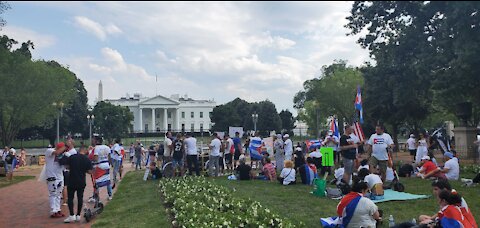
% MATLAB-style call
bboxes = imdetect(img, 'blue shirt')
[233,137,241,151]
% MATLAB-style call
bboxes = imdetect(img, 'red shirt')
[422,161,437,174]
[262,163,276,180]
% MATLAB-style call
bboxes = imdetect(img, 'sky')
[1,1,370,115]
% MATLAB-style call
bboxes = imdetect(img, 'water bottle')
[412,218,417,225]
[389,215,395,227]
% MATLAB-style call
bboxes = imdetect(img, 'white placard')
[228,127,244,138]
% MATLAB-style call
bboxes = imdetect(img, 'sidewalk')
[0,165,131,228]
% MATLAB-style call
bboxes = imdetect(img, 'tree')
[0,1,10,29]
[92,101,133,142]
[294,60,364,136]
[279,109,295,136]
[0,35,76,146]
[255,100,282,134]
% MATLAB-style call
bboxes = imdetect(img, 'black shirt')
[172,139,184,160]
[340,135,357,160]
[236,164,252,180]
[4,154,15,164]
[67,154,93,188]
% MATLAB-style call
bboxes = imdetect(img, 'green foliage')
[294,60,363,136]
[93,101,134,141]
[211,98,282,134]
[159,177,298,227]
[0,1,10,29]
[279,109,295,135]
[0,35,76,146]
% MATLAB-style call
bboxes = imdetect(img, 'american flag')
[352,116,365,142]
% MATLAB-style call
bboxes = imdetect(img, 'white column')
[151,108,156,132]
[163,108,168,131]
[176,108,180,132]
[139,108,143,132]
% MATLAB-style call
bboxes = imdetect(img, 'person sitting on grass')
[298,157,317,185]
[278,160,296,185]
[435,152,459,181]
[357,159,369,172]
[256,157,276,182]
[337,180,382,228]
[416,156,446,180]
[434,190,475,228]
[149,162,162,180]
[419,180,477,227]
[236,155,253,180]
[358,168,384,200]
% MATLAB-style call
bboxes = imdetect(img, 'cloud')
[73,16,122,41]
[1,26,56,49]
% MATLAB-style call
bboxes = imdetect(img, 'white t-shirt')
[284,139,293,155]
[444,157,459,180]
[323,135,340,151]
[226,138,234,153]
[111,143,122,161]
[349,133,360,153]
[364,174,383,190]
[334,168,345,185]
[164,138,173,157]
[44,148,64,180]
[347,197,378,228]
[309,151,322,158]
[184,137,198,155]
[280,168,296,185]
[367,133,394,161]
[358,164,370,171]
[210,138,221,156]
[94,145,111,169]
[65,148,77,157]
[386,167,395,182]
[407,138,416,150]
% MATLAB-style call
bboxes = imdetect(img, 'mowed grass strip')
[93,171,170,228]
[0,175,35,189]
[211,176,479,228]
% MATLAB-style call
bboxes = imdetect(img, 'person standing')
[92,136,113,200]
[323,130,340,165]
[232,132,243,169]
[134,141,143,170]
[366,124,394,182]
[172,133,185,177]
[340,126,358,185]
[208,132,221,177]
[19,148,26,167]
[406,134,417,163]
[184,133,199,176]
[415,133,429,165]
[4,148,16,181]
[273,134,284,173]
[62,139,78,206]
[283,134,293,161]
[111,139,123,183]
[129,143,135,168]
[164,131,173,165]
[224,135,234,171]
[45,143,67,218]
[63,146,93,223]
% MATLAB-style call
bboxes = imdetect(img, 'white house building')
[106,94,216,133]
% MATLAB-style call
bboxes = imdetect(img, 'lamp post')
[52,102,64,144]
[251,112,258,133]
[87,114,95,145]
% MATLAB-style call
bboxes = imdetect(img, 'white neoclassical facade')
[106,94,216,133]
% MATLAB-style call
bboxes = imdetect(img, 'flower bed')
[159,177,298,228]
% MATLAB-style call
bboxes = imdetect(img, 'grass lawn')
[0,175,35,189]
[93,171,170,228]
[211,176,479,227]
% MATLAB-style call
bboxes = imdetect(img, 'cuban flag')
[354,85,364,124]
[330,117,340,139]
[249,137,263,160]
[306,139,322,150]
[439,205,467,228]
[93,167,111,188]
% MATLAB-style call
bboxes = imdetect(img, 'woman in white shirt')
[415,133,429,165]
[279,160,296,185]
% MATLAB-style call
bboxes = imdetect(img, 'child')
[149,162,161,180]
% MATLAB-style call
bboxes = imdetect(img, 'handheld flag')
[249,137,263,160]
[354,86,364,124]
[329,117,340,139]
[306,139,322,150]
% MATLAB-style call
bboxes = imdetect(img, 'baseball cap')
[410,134,415,138]
[444,152,454,159]
[56,142,65,149]
[421,155,430,160]
[283,134,289,138]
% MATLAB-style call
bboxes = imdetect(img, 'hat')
[55,142,65,149]
[276,134,282,139]
[444,152,454,159]
[410,134,415,138]
[283,134,289,138]
[421,155,430,160]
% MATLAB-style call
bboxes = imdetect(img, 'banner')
[321,147,334,167]
[228,127,244,138]
[263,137,274,157]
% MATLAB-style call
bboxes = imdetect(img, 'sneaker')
[75,215,81,221]
[64,215,76,223]
[108,196,113,201]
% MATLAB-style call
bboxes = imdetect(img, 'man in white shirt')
[184,133,199,176]
[283,134,293,161]
[406,134,417,163]
[164,132,173,163]
[45,142,67,217]
[438,152,459,180]
[366,124,394,182]
[224,135,234,171]
[93,136,113,200]
[209,132,222,177]
[111,139,123,183]
[323,130,340,165]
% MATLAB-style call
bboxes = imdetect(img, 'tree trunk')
[392,124,399,152]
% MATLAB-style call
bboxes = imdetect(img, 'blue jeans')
[112,160,121,182]
[135,156,142,170]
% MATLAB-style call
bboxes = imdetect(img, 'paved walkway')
[0,165,131,227]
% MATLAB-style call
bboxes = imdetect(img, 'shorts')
[172,159,184,168]
[409,149,416,156]
[5,163,13,173]
[234,150,241,160]
[343,158,355,174]
[369,156,387,174]
[225,153,232,164]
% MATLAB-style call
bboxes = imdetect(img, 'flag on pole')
[353,122,365,142]
[354,85,364,124]
[329,117,340,139]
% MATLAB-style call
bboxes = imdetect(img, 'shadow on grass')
[93,171,170,228]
